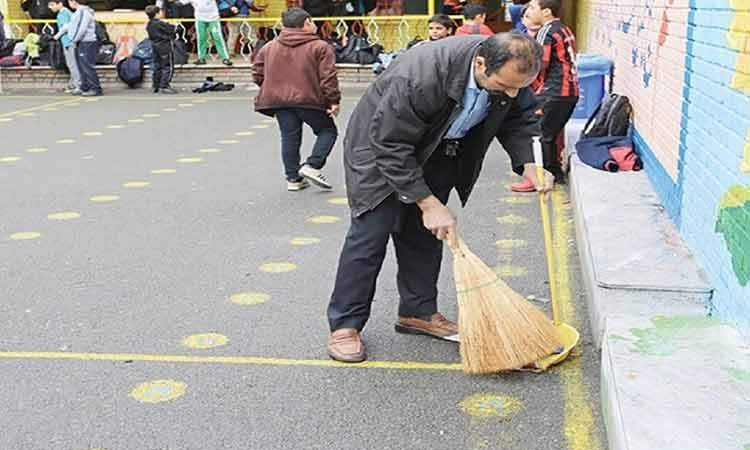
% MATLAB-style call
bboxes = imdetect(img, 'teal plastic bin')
[573,54,614,119]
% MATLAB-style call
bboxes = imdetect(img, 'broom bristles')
[453,241,561,374]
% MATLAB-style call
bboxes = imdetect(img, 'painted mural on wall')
[578,0,750,333]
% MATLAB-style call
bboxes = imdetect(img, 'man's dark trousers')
[275,108,337,182]
[328,148,458,331]
[76,41,102,94]
[152,43,173,90]
[540,97,578,178]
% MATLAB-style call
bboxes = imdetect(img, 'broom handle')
[533,137,562,325]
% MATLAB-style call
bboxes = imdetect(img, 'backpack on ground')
[116,56,144,87]
[581,93,632,138]
[96,42,116,65]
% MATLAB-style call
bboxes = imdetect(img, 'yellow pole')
[427,0,435,17]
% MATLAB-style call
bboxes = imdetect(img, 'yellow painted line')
[0,98,81,118]
[0,351,463,371]
[0,96,364,101]
[551,190,602,450]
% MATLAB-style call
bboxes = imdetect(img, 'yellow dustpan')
[526,137,580,372]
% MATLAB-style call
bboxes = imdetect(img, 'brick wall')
[577,0,750,335]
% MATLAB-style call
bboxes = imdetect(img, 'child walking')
[145,5,178,94]
[177,0,233,66]
[49,0,81,95]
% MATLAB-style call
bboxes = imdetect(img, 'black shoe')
[159,87,178,95]
[222,58,233,66]
[152,87,159,93]
[194,59,207,65]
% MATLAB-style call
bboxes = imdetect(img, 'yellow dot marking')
[0,118,13,122]
[193,99,208,103]
[198,148,222,154]
[163,108,178,112]
[82,155,94,160]
[43,107,59,112]
[48,212,81,220]
[128,119,145,123]
[494,265,528,278]
[26,147,48,153]
[496,214,529,225]
[500,196,532,205]
[142,113,161,118]
[180,333,229,349]
[178,103,194,108]
[84,98,99,103]
[9,232,41,241]
[259,262,297,273]
[290,237,321,246]
[459,393,522,420]
[56,139,76,144]
[177,157,203,164]
[251,124,270,129]
[130,379,186,404]
[123,181,150,188]
[90,195,119,203]
[0,156,21,163]
[106,125,125,129]
[326,197,348,206]
[65,102,80,107]
[151,169,176,175]
[307,215,341,224]
[83,131,103,137]
[495,239,528,249]
[217,140,240,145]
[20,112,36,117]
[235,131,255,137]
[230,292,270,305]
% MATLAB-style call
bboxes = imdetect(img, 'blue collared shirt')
[444,63,492,140]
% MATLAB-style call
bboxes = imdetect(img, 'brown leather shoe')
[327,328,366,363]
[395,313,459,342]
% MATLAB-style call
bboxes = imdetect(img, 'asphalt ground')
[0,89,605,450]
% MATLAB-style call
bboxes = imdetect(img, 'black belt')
[443,139,460,158]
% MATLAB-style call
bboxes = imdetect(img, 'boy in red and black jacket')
[513,0,578,190]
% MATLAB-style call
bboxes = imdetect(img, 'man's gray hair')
[477,32,543,78]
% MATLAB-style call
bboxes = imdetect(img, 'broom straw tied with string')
[449,216,561,373]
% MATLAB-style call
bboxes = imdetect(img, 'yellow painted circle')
[56,139,76,144]
[26,147,48,153]
[251,124,270,129]
[495,239,527,249]
[20,112,36,117]
[290,237,321,246]
[130,379,187,404]
[178,103,194,108]
[163,108,178,112]
[48,212,81,220]
[128,118,145,123]
[306,215,341,224]
[9,232,41,241]
[259,262,297,273]
[496,214,528,225]
[83,131,103,137]
[230,292,270,305]
[217,140,240,145]
[326,197,348,205]
[106,124,125,129]
[500,196,532,204]
[459,393,522,420]
[0,156,21,163]
[151,169,176,175]
[235,131,255,137]
[123,181,150,188]
[142,113,161,118]
[180,333,229,349]
[177,157,203,164]
[198,148,222,154]
[494,265,528,278]
[0,118,13,122]
[90,195,119,203]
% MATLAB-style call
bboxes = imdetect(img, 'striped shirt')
[531,19,579,101]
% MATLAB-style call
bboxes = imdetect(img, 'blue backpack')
[133,39,153,66]
[116,56,144,88]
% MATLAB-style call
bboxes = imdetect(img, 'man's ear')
[474,55,486,73]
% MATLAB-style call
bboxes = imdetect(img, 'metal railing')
[6,15,464,58]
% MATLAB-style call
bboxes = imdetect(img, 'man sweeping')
[326,33,555,363]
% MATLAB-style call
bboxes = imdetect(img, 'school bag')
[96,42,116,65]
[116,56,144,87]
[580,93,632,139]
[133,39,153,66]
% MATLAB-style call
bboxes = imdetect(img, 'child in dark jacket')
[145,5,177,94]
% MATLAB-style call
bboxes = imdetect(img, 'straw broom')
[450,237,561,374]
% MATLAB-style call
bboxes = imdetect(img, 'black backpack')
[581,93,632,138]
[47,39,67,71]
[117,56,144,87]
[336,35,382,65]
[95,21,112,44]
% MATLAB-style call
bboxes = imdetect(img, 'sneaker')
[299,165,333,190]
[222,58,233,66]
[194,59,207,65]
[152,87,159,94]
[70,89,83,96]
[159,87,178,95]
[287,179,309,191]
[81,90,102,97]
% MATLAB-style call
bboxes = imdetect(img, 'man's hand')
[522,163,555,193]
[417,195,457,244]
[327,104,340,118]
